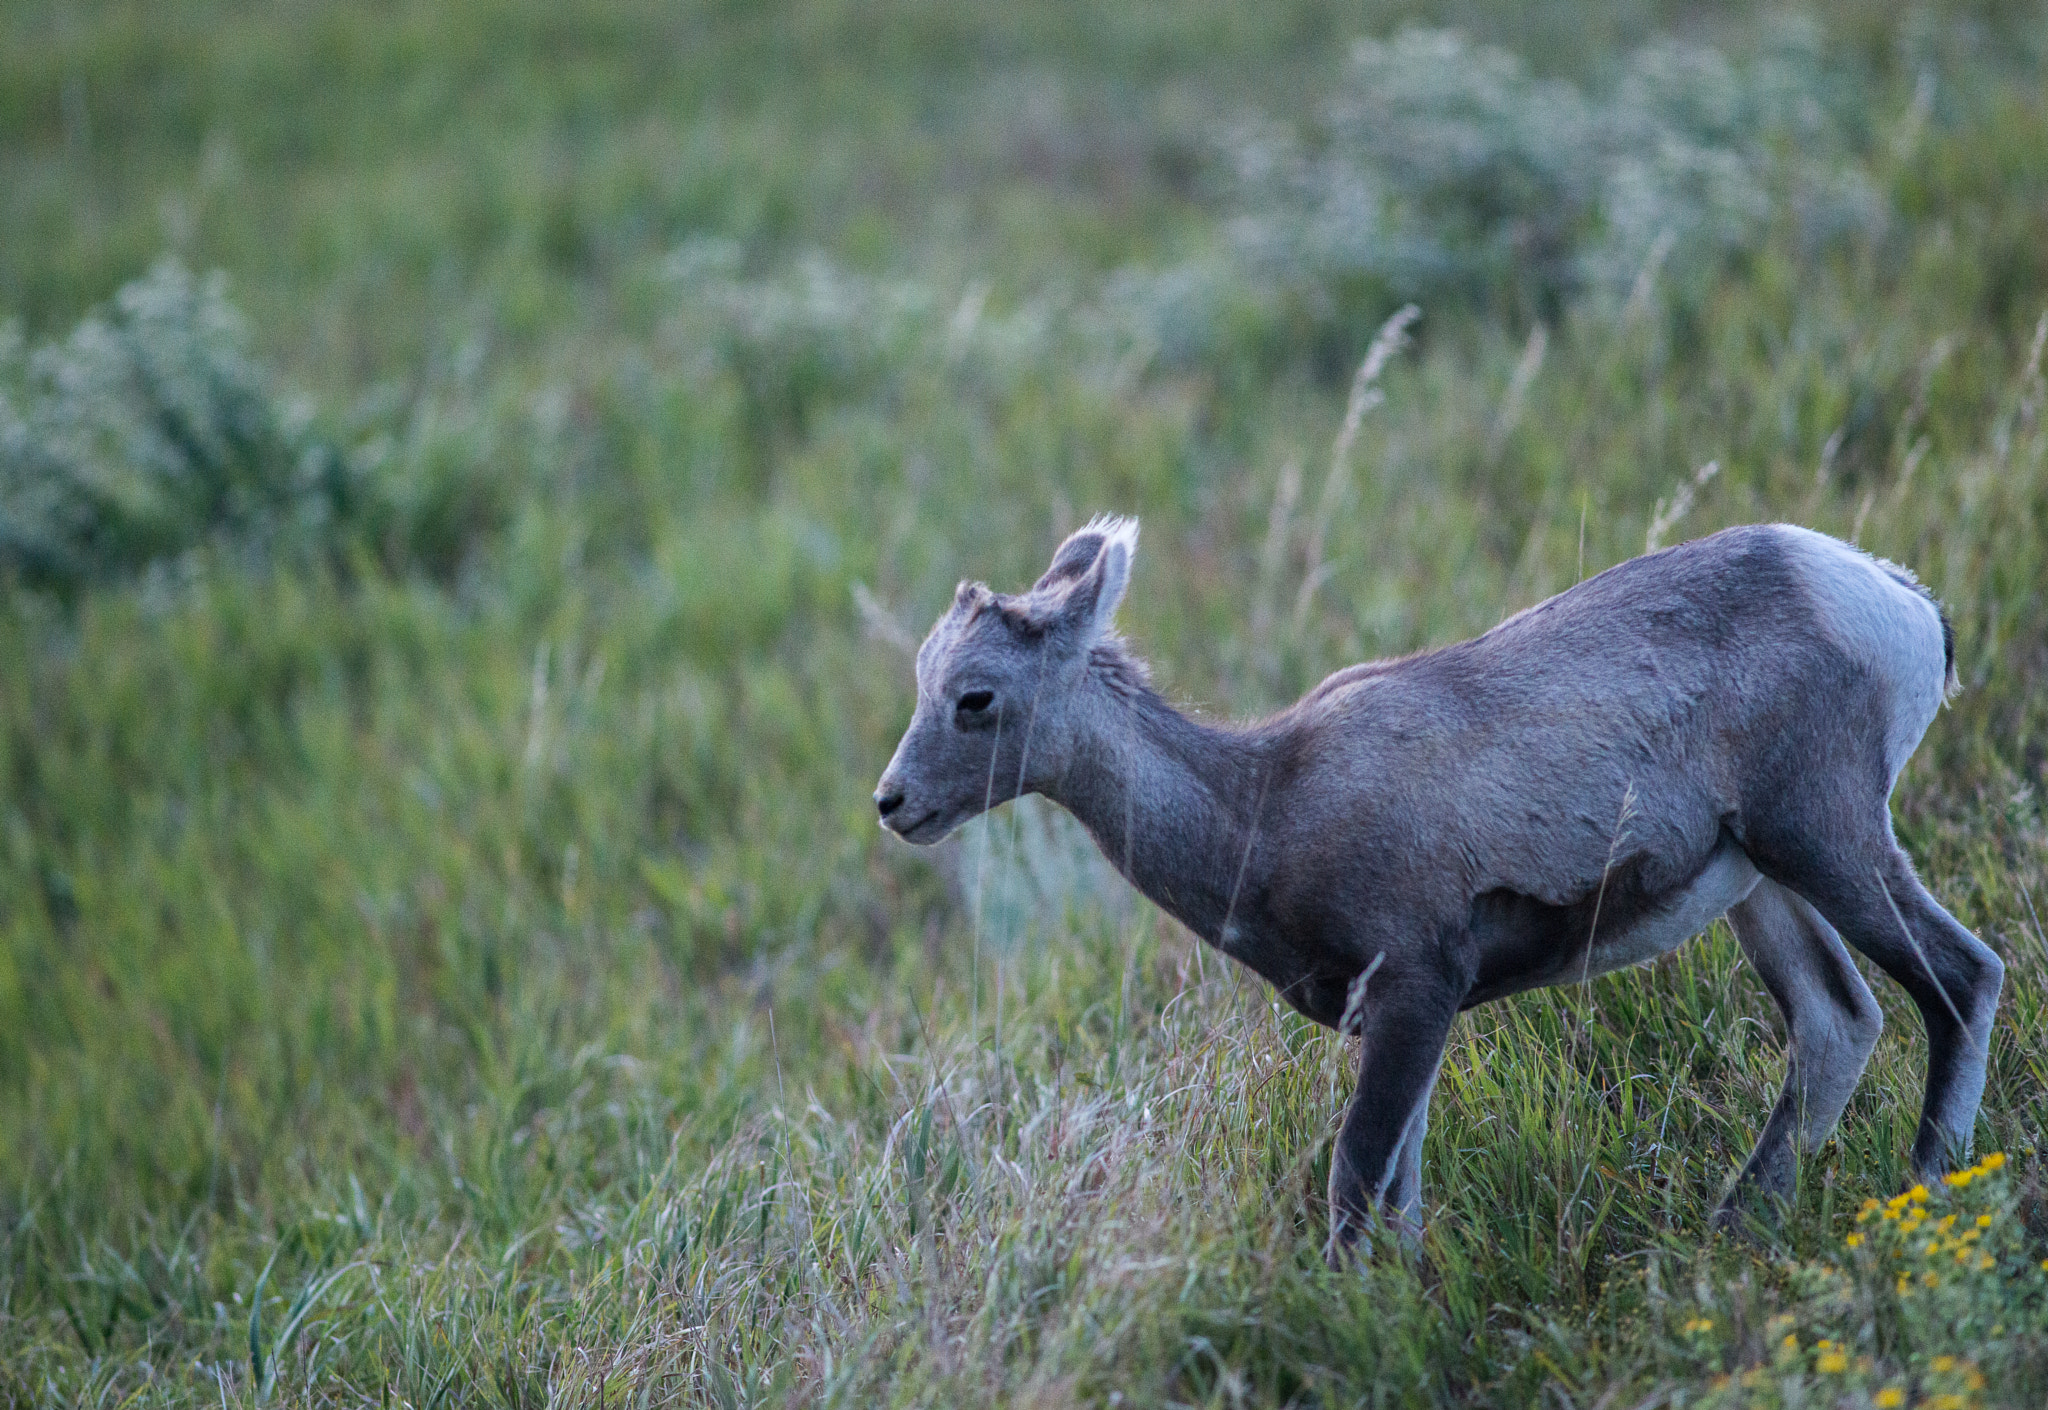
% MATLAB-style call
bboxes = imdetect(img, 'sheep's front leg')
[1386,1060,1441,1227]
[1326,976,1459,1264]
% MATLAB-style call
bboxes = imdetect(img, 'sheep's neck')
[1048,680,1272,945]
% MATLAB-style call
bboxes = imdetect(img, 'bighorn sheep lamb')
[874,517,2003,1255]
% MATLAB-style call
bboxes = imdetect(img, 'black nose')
[875,789,905,818]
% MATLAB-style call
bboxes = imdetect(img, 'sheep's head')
[874,516,1137,843]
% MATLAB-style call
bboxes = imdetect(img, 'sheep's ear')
[1025,515,1138,645]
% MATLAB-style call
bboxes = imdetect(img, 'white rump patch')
[1773,525,1948,781]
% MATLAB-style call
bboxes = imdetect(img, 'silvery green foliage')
[0,261,349,588]
[1097,259,1270,373]
[665,236,1154,419]
[946,796,1130,955]
[665,231,1292,410]
[661,23,1889,409]
[1230,23,1884,318]
[664,239,947,432]
[1230,30,1597,311]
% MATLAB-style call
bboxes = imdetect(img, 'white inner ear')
[1034,515,1138,641]
[1087,537,1132,637]
[1079,517,1138,634]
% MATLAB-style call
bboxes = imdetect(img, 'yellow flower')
[1937,1214,1957,1231]
[1816,1351,1848,1373]
[1964,1366,1986,1391]
[1875,1389,1905,1409]
[1978,1254,1995,1271]
[1681,1317,1714,1335]
[1846,1233,1864,1248]
[1927,1395,1966,1410]
[1908,1184,1930,1203]
[1976,1214,1993,1228]
[1897,1274,1913,1294]
[1983,1151,2006,1170]
[1781,1333,1799,1351]
[1945,1169,1973,1187]
[1932,1356,1956,1373]
[1922,1271,1940,1287]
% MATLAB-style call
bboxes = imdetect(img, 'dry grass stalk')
[1645,460,1720,552]
[1295,303,1420,627]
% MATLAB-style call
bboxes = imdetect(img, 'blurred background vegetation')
[3,0,2048,1403]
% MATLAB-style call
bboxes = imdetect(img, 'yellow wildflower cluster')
[1691,1156,2028,1409]
[1941,1151,2006,1188]
[1821,1354,1988,1410]
[1863,1181,1931,1226]
[1850,1154,2013,1295]
[1922,1357,1990,1408]
[1704,1333,1986,1408]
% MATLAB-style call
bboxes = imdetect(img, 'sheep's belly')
[1574,844,1762,983]
[1466,841,1763,1007]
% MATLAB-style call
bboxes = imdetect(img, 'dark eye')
[956,689,995,716]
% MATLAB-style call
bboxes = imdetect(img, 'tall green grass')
[3,0,2047,1403]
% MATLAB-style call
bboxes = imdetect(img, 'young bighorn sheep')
[874,517,2003,1255]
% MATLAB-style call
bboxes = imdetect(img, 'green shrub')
[0,261,351,589]
[1227,23,1883,329]
[0,261,522,592]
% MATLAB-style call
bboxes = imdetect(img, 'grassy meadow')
[5,0,2048,1403]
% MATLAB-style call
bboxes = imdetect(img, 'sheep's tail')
[1877,557,1960,700]
[1939,605,1958,698]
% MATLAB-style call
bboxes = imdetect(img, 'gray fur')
[874,518,2004,1258]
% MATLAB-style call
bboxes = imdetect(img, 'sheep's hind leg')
[1757,840,2005,1181]
[1713,879,1883,1232]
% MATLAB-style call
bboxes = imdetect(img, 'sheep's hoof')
[1323,1214,1426,1271]
[1709,1195,1781,1247]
